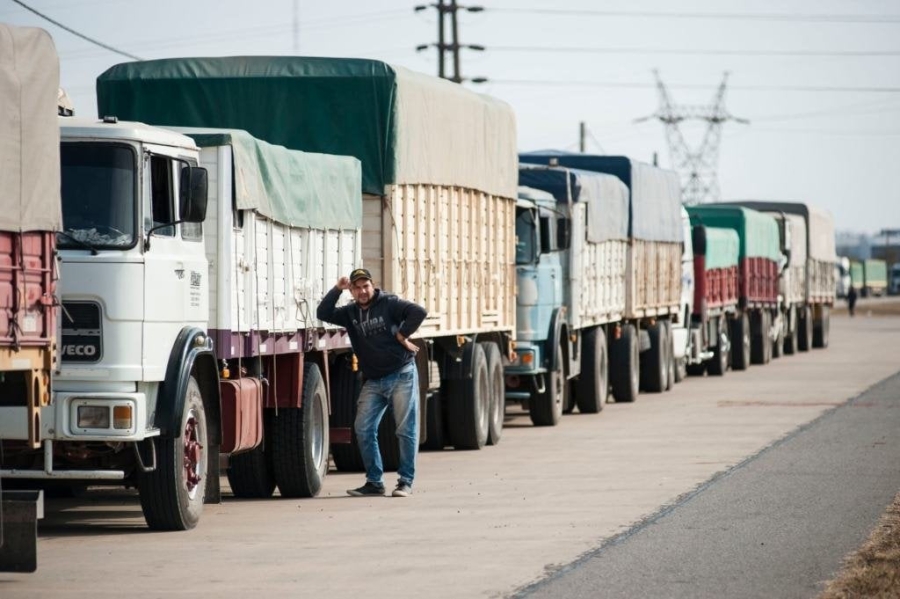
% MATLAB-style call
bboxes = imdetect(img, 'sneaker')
[392,483,412,497]
[347,482,385,497]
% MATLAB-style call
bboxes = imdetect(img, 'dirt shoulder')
[819,491,900,598]
[832,296,900,317]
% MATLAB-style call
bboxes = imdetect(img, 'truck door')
[142,150,208,380]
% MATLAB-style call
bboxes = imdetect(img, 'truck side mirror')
[540,216,553,253]
[557,217,571,250]
[179,167,209,223]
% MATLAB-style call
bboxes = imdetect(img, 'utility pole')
[415,2,484,83]
[636,70,748,205]
[292,0,299,54]
[579,121,586,153]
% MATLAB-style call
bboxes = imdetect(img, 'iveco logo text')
[62,345,98,357]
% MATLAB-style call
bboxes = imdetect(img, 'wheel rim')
[311,390,326,470]
[183,408,204,499]
[478,364,490,435]
[552,360,564,420]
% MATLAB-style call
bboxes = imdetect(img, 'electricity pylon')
[636,70,748,205]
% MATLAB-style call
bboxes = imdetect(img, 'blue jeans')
[355,362,419,487]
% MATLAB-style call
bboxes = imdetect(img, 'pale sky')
[3,0,898,234]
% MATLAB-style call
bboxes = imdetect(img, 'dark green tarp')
[97,57,518,198]
[687,205,782,262]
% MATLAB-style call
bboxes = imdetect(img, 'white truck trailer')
[95,57,518,455]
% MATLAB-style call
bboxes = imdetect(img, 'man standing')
[847,285,858,317]
[317,268,427,497]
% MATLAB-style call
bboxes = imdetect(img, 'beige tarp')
[0,24,61,232]
[393,66,518,199]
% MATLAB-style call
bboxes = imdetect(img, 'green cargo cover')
[687,205,781,263]
[177,129,361,230]
[96,57,517,199]
[701,227,739,271]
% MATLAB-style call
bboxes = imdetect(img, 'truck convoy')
[721,202,836,349]
[0,23,59,570]
[518,153,683,405]
[0,37,843,534]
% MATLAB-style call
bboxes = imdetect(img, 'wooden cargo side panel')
[362,186,514,338]
[626,240,682,318]
[0,232,55,347]
[577,236,627,327]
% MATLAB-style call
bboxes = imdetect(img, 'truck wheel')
[730,313,750,371]
[329,358,365,472]
[530,341,566,426]
[139,375,207,531]
[772,312,784,359]
[640,321,668,393]
[447,343,490,449]
[707,317,729,376]
[813,306,830,349]
[784,306,798,355]
[750,311,766,365]
[798,305,813,352]
[611,324,639,402]
[480,342,505,445]
[227,413,275,498]
[422,391,447,451]
[663,321,675,391]
[575,327,608,414]
[271,362,329,498]
[762,311,772,364]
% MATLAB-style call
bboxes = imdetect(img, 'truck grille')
[61,301,102,363]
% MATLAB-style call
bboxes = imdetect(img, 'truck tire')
[139,375,208,531]
[640,321,668,393]
[813,305,830,349]
[271,362,329,498]
[530,341,566,426]
[663,321,675,391]
[730,313,750,371]
[447,343,490,449]
[772,312,784,359]
[422,391,447,451]
[750,310,766,365]
[798,305,813,352]
[227,413,275,498]
[784,306,798,355]
[480,342,505,445]
[611,324,639,403]
[329,358,365,472]
[763,311,772,364]
[706,317,729,376]
[575,327,608,414]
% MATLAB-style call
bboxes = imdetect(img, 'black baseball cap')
[349,268,372,283]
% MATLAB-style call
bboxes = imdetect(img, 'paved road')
[2,314,899,599]
[519,370,900,598]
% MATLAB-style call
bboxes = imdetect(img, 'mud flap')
[0,489,43,573]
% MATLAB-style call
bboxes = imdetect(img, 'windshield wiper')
[56,231,99,255]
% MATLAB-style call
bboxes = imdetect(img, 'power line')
[490,8,900,24]
[10,0,142,60]
[476,80,900,93]
[488,45,900,57]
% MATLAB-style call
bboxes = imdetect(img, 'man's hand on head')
[336,276,351,290]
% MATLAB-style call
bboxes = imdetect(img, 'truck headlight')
[77,405,110,429]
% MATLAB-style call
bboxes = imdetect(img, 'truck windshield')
[515,207,538,265]
[59,142,137,250]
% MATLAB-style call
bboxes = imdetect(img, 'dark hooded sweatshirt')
[317,286,428,379]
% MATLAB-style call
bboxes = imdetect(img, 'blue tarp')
[519,151,683,243]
